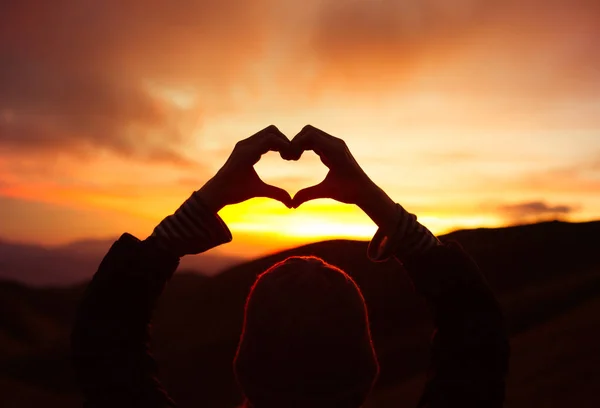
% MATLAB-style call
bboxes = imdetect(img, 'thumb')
[292,182,329,209]
[258,182,293,208]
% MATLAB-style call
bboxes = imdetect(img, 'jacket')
[71,215,509,407]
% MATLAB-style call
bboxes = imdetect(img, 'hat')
[234,256,379,407]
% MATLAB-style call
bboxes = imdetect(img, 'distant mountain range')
[0,237,244,286]
[4,219,599,287]
[1,220,600,407]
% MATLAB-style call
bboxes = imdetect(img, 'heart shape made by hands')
[254,150,328,198]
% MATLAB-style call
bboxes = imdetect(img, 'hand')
[288,125,397,228]
[197,125,293,212]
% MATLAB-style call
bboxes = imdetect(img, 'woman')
[71,125,509,407]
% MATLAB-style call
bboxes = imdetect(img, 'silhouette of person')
[72,125,509,407]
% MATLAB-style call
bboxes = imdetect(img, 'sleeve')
[368,205,510,408]
[71,194,232,408]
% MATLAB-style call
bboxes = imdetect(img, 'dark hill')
[1,220,600,407]
[0,238,242,286]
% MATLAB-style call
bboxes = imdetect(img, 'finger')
[258,182,293,208]
[288,125,315,158]
[292,125,337,148]
[248,124,287,141]
[263,124,289,142]
[279,129,297,161]
[259,126,293,153]
[279,148,296,161]
[291,181,330,209]
[249,132,291,165]
[242,125,289,151]
[260,134,290,154]
[255,125,290,148]
[290,125,336,163]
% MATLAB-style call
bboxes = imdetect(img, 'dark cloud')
[0,107,193,165]
[310,0,600,96]
[498,201,576,223]
[0,54,188,162]
[1,0,599,164]
[0,0,267,80]
[0,0,270,163]
[313,0,484,63]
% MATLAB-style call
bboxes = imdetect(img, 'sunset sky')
[1,0,599,259]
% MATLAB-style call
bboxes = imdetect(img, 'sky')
[1,0,599,259]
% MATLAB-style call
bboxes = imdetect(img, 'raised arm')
[369,208,509,408]
[290,125,510,407]
[71,126,293,408]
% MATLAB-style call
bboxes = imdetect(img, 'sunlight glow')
[219,198,376,240]
[226,219,376,239]
[145,82,197,109]
[1,0,599,255]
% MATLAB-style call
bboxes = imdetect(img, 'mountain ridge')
[1,220,600,407]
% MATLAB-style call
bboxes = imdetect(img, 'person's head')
[234,256,379,408]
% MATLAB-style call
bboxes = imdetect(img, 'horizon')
[1,216,592,254]
[2,218,598,287]
[1,0,599,260]
[1,216,599,288]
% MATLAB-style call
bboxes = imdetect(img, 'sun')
[219,198,377,241]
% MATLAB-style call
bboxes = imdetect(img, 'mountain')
[1,220,600,407]
[0,238,244,286]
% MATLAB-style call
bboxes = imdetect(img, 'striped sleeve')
[150,191,232,257]
[368,204,440,263]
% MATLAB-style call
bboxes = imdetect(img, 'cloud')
[421,151,481,163]
[496,156,600,195]
[0,104,193,165]
[0,0,271,163]
[2,0,599,165]
[308,0,600,99]
[497,201,576,223]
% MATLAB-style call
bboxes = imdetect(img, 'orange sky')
[1,0,599,259]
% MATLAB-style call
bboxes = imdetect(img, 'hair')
[234,256,379,408]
